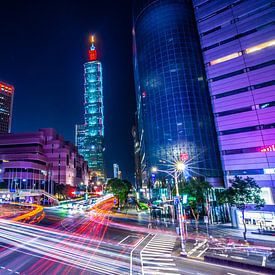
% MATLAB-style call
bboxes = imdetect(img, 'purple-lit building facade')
[193,0,275,221]
[0,128,89,194]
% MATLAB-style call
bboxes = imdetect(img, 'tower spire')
[88,34,97,61]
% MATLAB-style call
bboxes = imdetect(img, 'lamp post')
[151,162,187,256]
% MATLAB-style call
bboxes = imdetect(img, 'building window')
[210,60,275,82]
[210,52,242,65]
[214,80,275,99]
[227,169,264,175]
[203,22,273,51]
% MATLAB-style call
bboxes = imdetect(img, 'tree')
[122,179,132,195]
[106,178,128,207]
[182,177,212,234]
[218,176,265,241]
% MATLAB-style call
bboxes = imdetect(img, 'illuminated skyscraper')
[113,163,119,178]
[0,81,14,133]
[76,36,104,178]
[133,0,223,188]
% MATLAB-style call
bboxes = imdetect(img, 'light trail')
[0,219,132,274]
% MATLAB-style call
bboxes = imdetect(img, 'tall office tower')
[113,163,119,178]
[76,36,104,178]
[193,0,275,210]
[133,0,223,188]
[0,82,14,133]
[75,124,86,158]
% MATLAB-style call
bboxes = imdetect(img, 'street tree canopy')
[181,177,212,233]
[218,176,265,241]
[106,178,129,207]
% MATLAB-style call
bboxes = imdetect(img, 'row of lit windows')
[219,122,275,136]
[202,21,273,52]
[198,2,273,37]
[209,40,275,66]
[197,0,245,23]
[213,80,275,99]
[215,100,275,117]
[209,60,275,82]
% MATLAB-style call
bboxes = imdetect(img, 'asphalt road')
[0,200,269,275]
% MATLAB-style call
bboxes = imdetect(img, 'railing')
[0,189,59,205]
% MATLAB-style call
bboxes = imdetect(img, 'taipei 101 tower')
[76,35,104,179]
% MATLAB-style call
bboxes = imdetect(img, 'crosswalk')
[141,234,180,275]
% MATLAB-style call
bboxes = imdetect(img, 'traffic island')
[204,254,275,273]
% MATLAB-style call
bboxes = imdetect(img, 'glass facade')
[193,0,275,205]
[133,0,223,186]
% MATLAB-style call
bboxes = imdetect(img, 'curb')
[204,255,275,273]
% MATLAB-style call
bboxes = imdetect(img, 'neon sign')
[260,144,275,152]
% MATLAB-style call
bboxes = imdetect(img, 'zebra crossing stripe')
[141,234,179,275]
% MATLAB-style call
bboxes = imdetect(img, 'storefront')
[236,210,275,229]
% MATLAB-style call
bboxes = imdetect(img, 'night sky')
[0,0,136,181]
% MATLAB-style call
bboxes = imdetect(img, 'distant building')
[0,81,14,134]
[75,124,86,159]
[76,35,104,179]
[132,121,142,190]
[118,170,122,180]
[193,0,275,209]
[113,163,119,178]
[0,128,89,194]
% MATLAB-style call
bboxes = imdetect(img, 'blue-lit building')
[76,36,104,178]
[133,0,223,190]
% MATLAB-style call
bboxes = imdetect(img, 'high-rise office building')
[133,0,223,188]
[193,0,275,212]
[75,124,86,158]
[0,81,14,133]
[76,36,104,178]
[113,163,119,178]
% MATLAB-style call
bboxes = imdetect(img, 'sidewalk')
[194,223,275,245]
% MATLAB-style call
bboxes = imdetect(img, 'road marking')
[196,244,209,258]
[118,235,131,244]
[231,256,245,260]
[262,255,267,267]
[142,258,174,261]
[130,233,151,275]
[143,261,176,266]
[140,234,178,275]
[188,239,207,256]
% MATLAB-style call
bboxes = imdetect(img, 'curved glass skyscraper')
[133,0,223,186]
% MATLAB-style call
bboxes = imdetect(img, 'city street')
[0,198,273,274]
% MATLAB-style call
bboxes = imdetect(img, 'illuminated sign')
[180,152,189,161]
[264,168,275,174]
[260,144,275,152]
[0,83,14,93]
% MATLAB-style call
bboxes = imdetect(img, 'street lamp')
[151,161,187,256]
[176,162,186,172]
